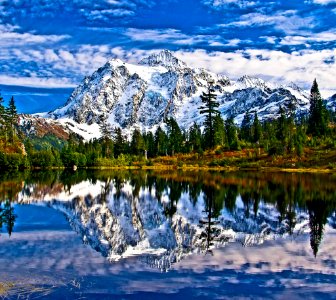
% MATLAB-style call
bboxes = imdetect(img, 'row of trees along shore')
[0,79,335,169]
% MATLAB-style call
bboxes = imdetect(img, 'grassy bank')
[139,147,336,173]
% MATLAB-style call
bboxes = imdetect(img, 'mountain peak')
[139,50,186,69]
[236,75,269,89]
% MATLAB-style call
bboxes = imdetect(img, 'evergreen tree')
[199,82,219,149]
[144,131,155,158]
[130,129,146,156]
[276,105,286,141]
[225,117,240,150]
[188,122,202,153]
[166,118,183,155]
[252,112,262,143]
[213,114,226,147]
[240,111,252,142]
[113,128,127,157]
[100,122,114,158]
[154,126,168,156]
[307,79,328,136]
[0,93,5,127]
[0,96,18,143]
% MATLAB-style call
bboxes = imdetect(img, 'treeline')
[0,94,28,169]
[0,79,335,169]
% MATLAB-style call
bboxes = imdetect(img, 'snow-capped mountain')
[48,50,229,131]
[40,50,334,139]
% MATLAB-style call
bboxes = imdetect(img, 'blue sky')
[0,0,335,112]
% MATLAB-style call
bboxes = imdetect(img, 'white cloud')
[203,0,259,9]
[87,8,135,20]
[174,48,336,96]
[0,75,76,88]
[311,0,336,4]
[220,11,315,35]
[2,43,335,97]
[280,30,336,45]
[261,36,277,44]
[0,24,69,47]
[125,28,220,46]
[0,0,155,22]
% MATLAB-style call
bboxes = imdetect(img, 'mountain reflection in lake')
[0,170,336,298]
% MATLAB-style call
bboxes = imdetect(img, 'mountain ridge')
[30,50,335,140]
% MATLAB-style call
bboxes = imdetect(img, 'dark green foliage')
[294,124,306,157]
[276,106,286,140]
[100,122,114,158]
[5,96,18,143]
[225,117,240,150]
[252,112,262,143]
[144,131,155,158]
[29,150,63,168]
[130,129,146,156]
[0,93,5,127]
[61,146,87,168]
[307,79,328,136]
[0,152,28,170]
[213,114,226,147]
[261,121,277,152]
[188,122,202,153]
[154,126,168,156]
[113,128,127,158]
[26,134,66,151]
[200,83,219,149]
[240,111,252,141]
[166,117,183,155]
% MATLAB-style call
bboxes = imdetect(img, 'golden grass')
[0,281,53,298]
[0,282,15,295]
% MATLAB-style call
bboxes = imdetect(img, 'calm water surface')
[0,170,336,299]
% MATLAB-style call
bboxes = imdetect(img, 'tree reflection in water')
[1,169,336,268]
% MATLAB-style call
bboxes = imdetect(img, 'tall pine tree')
[154,126,168,156]
[113,128,127,157]
[0,93,6,137]
[200,82,219,149]
[213,114,226,147]
[252,112,262,143]
[307,79,328,136]
[225,117,240,150]
[130,128,146,156]
[240,111,252,142]
[188,122,202,153]
[166,117,183,155]
[4,96,18,143]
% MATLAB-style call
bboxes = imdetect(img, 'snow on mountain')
[139,49,187,70]
[39,50,332,140]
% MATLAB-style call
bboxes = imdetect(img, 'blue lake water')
[0,170,335,299]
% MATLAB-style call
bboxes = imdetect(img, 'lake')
[0,170,336,299]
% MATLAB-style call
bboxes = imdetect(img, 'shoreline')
[22,164,336,174]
